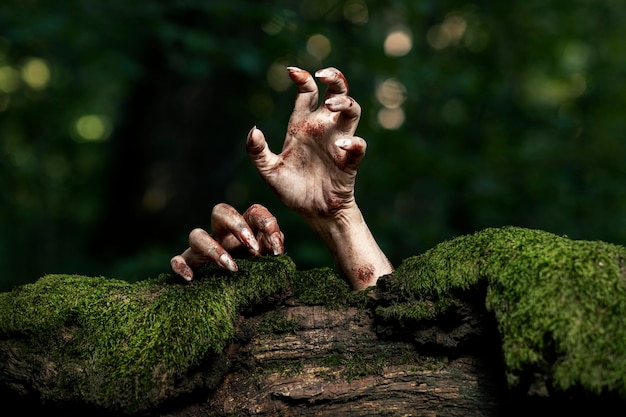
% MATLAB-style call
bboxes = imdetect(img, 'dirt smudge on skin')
[281,146,308,171]
[325,196,345,216]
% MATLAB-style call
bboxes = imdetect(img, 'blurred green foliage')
[1,0,625,291]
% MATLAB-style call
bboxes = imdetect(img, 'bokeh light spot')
[21,58,50,90]
[561,41,591,73]
[376,78,407,109]
[343,0,368,25]
[523,71,587,107]
[377,107,405,130]
[427,15,467,50]
[262,17,283,35]
[384,27,412,57]
[75,114,110,141]
[262,10,297,35]
[267,62,292,92]
[307,34,332,61]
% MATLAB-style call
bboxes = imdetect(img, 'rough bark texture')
[2,295,622,417]
[2,295,502,417]
[199,303,504,417]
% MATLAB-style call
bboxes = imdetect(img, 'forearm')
[305,205,394,291]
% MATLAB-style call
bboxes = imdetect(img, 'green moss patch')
[377,226,626,397]
[0,255,295,413]
[290,266,352,308]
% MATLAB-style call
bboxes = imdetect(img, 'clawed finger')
[324,95,361,134]
[189,228,238,272]
[288,66,319,113]
[212,203,260,252]
[170,254,194,281]
[316,68,361,134]
[243,204,284,255]
[170,237,237,281]
[334,135,367,171]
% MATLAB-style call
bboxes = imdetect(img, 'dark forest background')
[1,0,625,291]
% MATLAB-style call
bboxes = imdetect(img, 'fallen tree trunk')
[2,284,504,417]
[200,302,504,417]
[2,226,626,416]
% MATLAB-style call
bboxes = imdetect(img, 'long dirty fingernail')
[335,138,352,149]
[287,66,310,84]
[171,258,193,281]
[325,96,343,106]
[242,227,260,251]
[325,96,351,111]
[270,233,283,256]
[315,67,337,79]
[219,254,238,272]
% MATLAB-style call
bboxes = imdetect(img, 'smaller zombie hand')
[170,203,284,281]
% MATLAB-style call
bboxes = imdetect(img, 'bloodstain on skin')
[344,149,360,169]
[279,148,293,165]
[333,151,346,170]
[291,119,326,140]
[355,264,375,284]
[334,141,363,172]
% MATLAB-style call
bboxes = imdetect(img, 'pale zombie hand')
[246,66,363,218]
[170,203,284,281]
[247,67,393,291]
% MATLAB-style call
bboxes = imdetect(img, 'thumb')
[246,126,279,171]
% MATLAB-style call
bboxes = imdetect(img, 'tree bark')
[164,300,506,417]
[3,291,621,416]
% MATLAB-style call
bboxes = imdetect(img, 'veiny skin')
[171,67,393,290]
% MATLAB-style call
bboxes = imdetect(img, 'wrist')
[304,205,393,290]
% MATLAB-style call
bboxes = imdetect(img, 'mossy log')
[1,226,626,416]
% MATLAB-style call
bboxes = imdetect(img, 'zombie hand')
[247,67,393,290]
[170,203,284,281]
[246,67,363,218]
